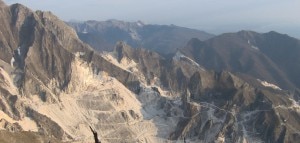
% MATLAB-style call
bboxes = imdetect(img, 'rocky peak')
[9,3,34,29]
[113,41,134,63]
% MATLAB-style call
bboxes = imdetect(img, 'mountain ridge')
[181,30,300,93]
[67,20,214,56]
[0,1,300,143]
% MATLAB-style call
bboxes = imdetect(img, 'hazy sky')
[3,0,300,38]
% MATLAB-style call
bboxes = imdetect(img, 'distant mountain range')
[67,20,214,56]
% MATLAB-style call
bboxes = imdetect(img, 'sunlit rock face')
[0,1,299,143]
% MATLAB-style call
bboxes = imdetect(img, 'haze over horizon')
[3,0,300,38]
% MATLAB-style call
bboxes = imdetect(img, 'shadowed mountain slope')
[181,31,300,93]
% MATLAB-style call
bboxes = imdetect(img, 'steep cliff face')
[0,1,299,143]
[0,1,145,142]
